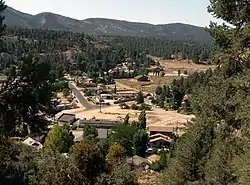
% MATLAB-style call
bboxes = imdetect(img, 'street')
[68,82,98,110]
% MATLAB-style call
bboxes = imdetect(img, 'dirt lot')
[160,59,216,74]
[62,105,194,131]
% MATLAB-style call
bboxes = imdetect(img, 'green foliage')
[136,91,144,104]
[0,138,39,185]
[83,123,98,139]
[123,114,130,125]
[132,129,148,157]
[44,125,74,153]
[62,88,70,97]
[32,151,85,185]
[52,80,68,92]
[234,147,250,185]
[161,1,250,184]
[155,86,163,96]
[138,110,147,130]
[0,55,55,136]
[72,139,105,183]
[106,144,126,166]
[96,163,136,185]
[110,123,138,156]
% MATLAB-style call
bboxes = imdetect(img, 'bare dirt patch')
[62,105,194,131]
[160,59,216,74]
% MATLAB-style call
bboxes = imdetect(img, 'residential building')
[73,128,109,144]
[73,119,118,129]
[149,133,173,148]
[22,137,43,150]
[147,125,175,137]
[147,154,161,164]
[58,113,76,126]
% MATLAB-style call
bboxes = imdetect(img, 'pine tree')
[162,1,250,184]
[138,110,147,130]
[136,91,144,104]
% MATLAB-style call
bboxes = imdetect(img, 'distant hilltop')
[4,6,211,43]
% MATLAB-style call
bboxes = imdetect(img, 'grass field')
[160,59,216,74]
[116,75,182,93]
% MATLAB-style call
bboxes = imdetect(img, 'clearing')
[158,59,216,74]
[116,75,182,93]
[61,105,194,133]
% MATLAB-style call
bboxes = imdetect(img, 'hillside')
[4,7,211,43]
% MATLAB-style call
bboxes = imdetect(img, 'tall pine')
[161,1,250,184]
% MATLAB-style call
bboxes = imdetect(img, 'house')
[22,137,43,150]
[147,154,161,164]
[127,155,149,168]
[73,128,109,144]
[58,113,76,126]
[147,125,175,137]
[149,133,173,148]
[134,75,150,82]
[97,128,108,144]
[74,119,118,129]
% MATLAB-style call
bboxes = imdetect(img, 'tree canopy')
[161,1,250,185]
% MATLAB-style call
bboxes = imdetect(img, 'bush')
[131,104,139,110]
[140,103,152,111]
[178,70,181,76]
[136,91,144,104]
[149,162,161,171]
[119,103,130,109]
[62,88,70,97]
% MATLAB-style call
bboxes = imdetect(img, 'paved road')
[68,82,98,110]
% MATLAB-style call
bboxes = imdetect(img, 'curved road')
[68,82,99,110]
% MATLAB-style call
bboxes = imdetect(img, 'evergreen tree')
[123,114,130,125]
[162,1,250,184]
[83,123,98,139]
[138,110,147,130]
[133,129,148,157]
[136,91,144,104]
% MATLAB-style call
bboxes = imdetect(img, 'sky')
[7,0,220,27]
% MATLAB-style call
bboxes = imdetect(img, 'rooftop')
[58,113,76,122]
[22,137,43,149]
[148,125,175,133]
[73,128,108,142]
[147,154,160,164]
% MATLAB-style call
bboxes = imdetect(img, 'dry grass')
[116,76,182,93]
[160,59,215,74]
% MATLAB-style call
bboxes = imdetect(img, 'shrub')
[131,104,139,110]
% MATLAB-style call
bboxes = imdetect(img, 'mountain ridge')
[4,6,211,43]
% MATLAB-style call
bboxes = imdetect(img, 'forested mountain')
[4,6,211,43]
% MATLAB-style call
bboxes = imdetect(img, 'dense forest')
[0,26,212,80]
[109,36,212,62]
